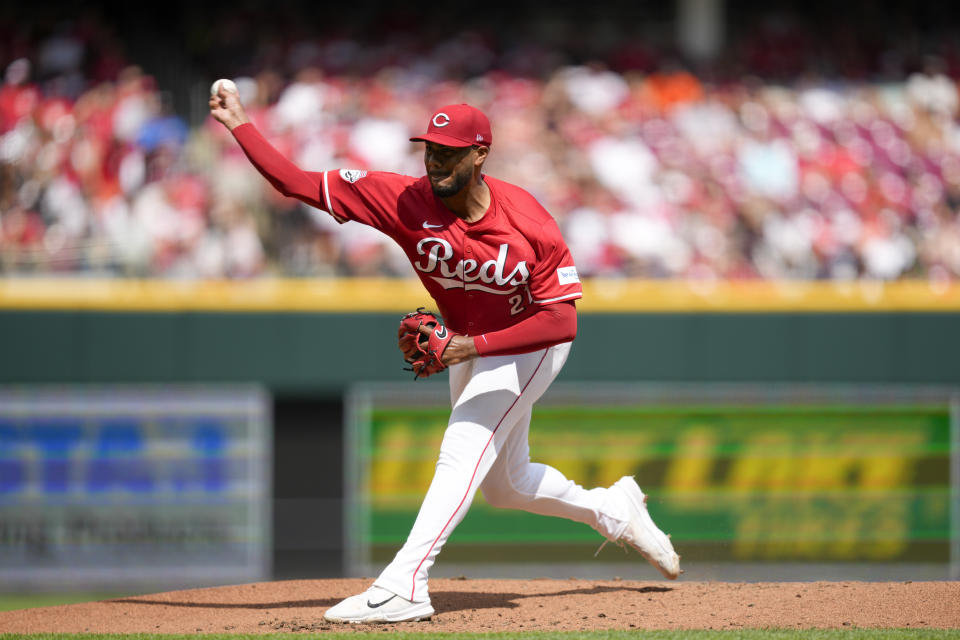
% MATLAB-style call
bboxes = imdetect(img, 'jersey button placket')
[464,243,474,300]
[465,241,475,331]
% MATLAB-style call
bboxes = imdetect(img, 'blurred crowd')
[2,5,960,280]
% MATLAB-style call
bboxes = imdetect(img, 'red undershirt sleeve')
[473,301,577,357]
[231,123,325,209]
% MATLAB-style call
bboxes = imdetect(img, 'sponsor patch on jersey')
[339,169,368,183]
[557,266,580,285]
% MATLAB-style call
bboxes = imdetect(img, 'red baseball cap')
[410,104,492,148]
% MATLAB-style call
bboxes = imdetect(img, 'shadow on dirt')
[433,584,672,613]
[107,598,341,609]
[109,583,673,614]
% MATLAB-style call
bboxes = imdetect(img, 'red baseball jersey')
[320,170,582,336]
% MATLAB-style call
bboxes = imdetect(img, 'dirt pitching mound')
[2,578,958,633]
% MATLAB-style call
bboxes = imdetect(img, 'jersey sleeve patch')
[339,169,368,183]
[557,266,580,285]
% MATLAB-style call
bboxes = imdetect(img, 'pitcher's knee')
[481,482,525,509]
[481,472,539,509]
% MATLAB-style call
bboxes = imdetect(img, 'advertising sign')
[346,384,956,575]
[0,386,271,590]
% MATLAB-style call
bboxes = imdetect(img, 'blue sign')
[0,387,271,590]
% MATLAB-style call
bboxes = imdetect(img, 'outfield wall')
[1,310,958,388]
[1,278,959,388]
[1,278,958,584]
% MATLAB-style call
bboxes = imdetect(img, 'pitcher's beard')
[430,169,472,198]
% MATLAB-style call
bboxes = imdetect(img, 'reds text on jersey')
[320,170,582,335]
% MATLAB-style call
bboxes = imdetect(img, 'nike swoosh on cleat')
[422,222,443,229]
[366,595,397,608]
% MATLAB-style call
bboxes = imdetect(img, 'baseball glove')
[398,308,455,379]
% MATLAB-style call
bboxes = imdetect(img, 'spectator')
[2,7,960,281]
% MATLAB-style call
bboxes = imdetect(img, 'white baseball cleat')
[323,585,434,623]
[609,476,682,579]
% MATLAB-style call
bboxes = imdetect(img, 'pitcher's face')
[424,142,482,198]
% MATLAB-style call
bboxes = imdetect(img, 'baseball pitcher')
[209,86,680,623]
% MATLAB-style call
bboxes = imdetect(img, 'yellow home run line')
[0,278,957,312]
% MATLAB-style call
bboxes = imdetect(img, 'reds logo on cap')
[410,104,492,148]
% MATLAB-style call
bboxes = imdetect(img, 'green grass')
[0,594,125,613]
[3,631,960,639]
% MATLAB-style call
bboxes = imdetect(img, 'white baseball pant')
[373,341,630,602]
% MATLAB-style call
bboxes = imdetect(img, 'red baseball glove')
[398,308,455,379]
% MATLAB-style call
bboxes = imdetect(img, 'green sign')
[349,385,955,566]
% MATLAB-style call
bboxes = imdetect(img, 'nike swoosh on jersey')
[422,221,443,229]
[366,594,397,608]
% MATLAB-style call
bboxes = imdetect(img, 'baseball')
[210,78,238,97]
